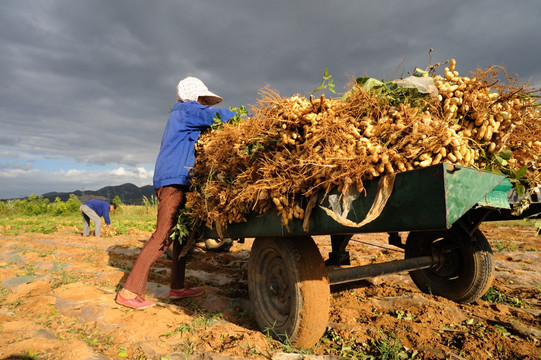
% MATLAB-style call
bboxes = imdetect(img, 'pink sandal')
[116,293,155,309]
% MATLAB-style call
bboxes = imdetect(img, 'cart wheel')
[248,236,330,348]
[405,224,494,303]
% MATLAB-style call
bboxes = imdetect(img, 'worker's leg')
[80,205,100,236]
[80,206,90,236]
[170,238,188,290]
[94,217,102,237]
[121,185,186,295]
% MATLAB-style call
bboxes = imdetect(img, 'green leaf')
[356,77,385,92]
[499,149,513,160]
[227,105,248,126]
[117,351,129,358]
[516,183,526,197]
[494,324,510,336]
[415,67,429,77]
[323,67,329,78]
[211,112,223,131]
[169,208,195,244]
[515,165,528,178]
[312,68,336,95]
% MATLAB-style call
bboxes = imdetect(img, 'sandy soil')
[0,222,539,359]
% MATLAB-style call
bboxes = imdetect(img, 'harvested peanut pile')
[187,60,541,231]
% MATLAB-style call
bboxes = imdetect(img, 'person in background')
[79,199,116,237]
[115,77,237,309]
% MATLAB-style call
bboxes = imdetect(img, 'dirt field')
[0,222,539,359]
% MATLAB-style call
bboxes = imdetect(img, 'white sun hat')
[176,77,223,105]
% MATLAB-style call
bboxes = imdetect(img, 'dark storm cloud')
[0,0,539,197]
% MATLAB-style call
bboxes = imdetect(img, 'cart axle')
[327,255,437,285]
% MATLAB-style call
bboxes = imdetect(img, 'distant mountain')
[42,183,155,205]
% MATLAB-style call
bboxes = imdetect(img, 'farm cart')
[200,163,539,348]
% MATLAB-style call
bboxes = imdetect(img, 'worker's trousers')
[80,204,102,237]
[122,185,189,295]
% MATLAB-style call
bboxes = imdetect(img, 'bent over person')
[80,199,116,237]
[115,77,236,309]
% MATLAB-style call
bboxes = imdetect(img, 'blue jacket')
[153,100,236,189]
[83,200,112,225]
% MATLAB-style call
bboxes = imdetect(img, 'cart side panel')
[202,164,507,239]
[444,166,509,226]
[315,164,450,233]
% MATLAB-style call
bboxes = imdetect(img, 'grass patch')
[161,310,224,339]
[493,240,519,252]
[50,260,82,288]
[481,286,527,307]
[0,205,156,236]
[320,328,418,359]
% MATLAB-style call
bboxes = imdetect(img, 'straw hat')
[176,77,223,105]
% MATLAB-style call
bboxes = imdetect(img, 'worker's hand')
[102,224,117,237]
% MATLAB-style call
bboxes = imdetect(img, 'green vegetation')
[0,194,157,236]
[312,67,336,95]
[170,208,196,245]
[493,240,519,252]
[0,194,82,217]
[481,286,527,307]
[161,310,224,338]
[50,260,82,289]
[320,328,418,359]
[211,105,249,131]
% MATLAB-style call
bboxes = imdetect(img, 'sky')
[1,0,540,199]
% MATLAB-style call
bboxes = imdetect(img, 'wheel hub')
[261,255,291,321]
[431,238,463,278]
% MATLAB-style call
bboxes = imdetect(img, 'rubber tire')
[405,225,494,304]
[165,238,234,259]
[165,245,173,260]
[248,236,330,348]
[204,238,234,252]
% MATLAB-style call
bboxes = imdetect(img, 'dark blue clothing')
[83,200,112,225]
[153,100,235,189]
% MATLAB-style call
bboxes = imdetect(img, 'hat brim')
[198,93,223,106]
[197,88,222,105]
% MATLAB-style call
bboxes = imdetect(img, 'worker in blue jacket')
[116,77,236,309]
[79,199,116,237]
